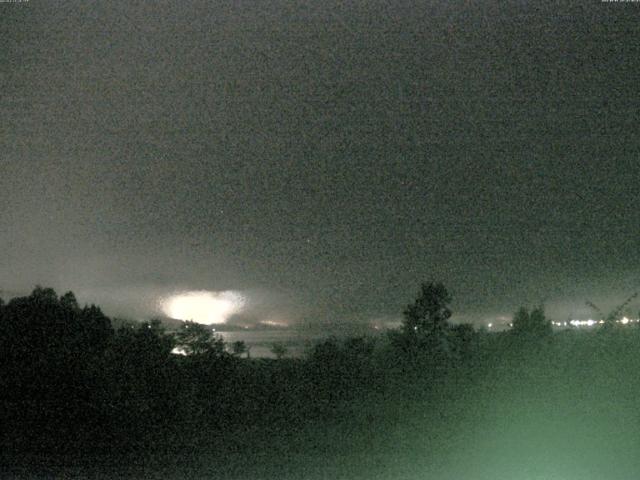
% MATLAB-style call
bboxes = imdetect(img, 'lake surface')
[217,330,333,358]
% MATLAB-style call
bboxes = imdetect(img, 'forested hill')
[2,285,640,479]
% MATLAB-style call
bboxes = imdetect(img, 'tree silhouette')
[270,342,288,359]
[0,286,117,452]
[511,306,552,337]
[174,321,226,356]
[30,285,57,303]
[449,322,478,361]
[402,282,452,336]
[93,319,176,448]
[78,304,113,352]
[60,291,80,311]
[231,340,248,357]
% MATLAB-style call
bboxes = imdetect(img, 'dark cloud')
[1,1,639,328]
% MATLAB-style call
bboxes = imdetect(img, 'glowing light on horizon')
[260,319,289,328]
[551,317,640,328]
[570,319,598,327]
[161,290,245,325]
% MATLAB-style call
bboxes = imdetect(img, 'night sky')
[2,1,639,330]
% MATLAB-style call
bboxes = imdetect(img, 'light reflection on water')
[217,330,330,358]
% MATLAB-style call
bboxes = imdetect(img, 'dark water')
[218,330,332,358]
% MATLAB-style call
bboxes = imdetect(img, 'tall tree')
[402,281,452,336]
[60,291,80,311]
[511,306,552,337]
[0,287,115,451]
[391,282,454,366]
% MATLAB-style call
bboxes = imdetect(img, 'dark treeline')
[2,283,640,478]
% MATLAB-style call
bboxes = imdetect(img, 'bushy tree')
[449,322,478,361]
[91,319,177,448]
[60,291,80,311]
[511,306,552,337]
[231,340,248,357]
[174,321,226,356]
[0,287,116,451]
[392,282,453,358]
[402,282,452,336]
[271,342,288,359]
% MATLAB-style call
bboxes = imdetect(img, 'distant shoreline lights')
[554,316,639,328]
[485,316,640,330]
[161,290,246,325]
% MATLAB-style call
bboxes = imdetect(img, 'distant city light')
[550,317,640,328]
[260,319,289,328]
[569,319,598,327]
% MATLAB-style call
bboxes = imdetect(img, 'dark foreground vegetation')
[2,284,640,479]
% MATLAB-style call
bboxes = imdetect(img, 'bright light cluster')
[487,316,640,330]
[260,319,289,328]
[567,320,600,327]
[161,290,245,325]
[551,316,639,328]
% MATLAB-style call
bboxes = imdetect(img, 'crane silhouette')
[586,292,639,326]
